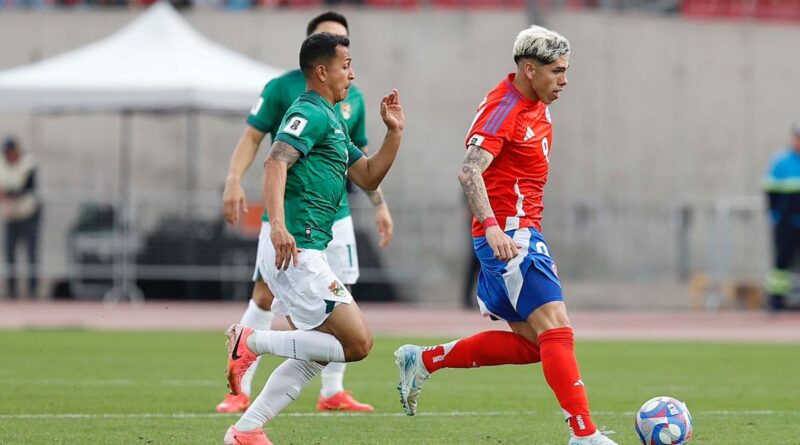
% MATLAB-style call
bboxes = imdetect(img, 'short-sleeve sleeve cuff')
[274,133,310,156]
[466,132,503,157]
[246,116,270,133]
[351,137,368,149]
[347,145,365,167]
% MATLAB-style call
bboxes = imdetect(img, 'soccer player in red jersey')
[395,26,618,445]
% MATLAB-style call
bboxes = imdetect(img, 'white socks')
[239,299,275,397]
[320,362,346,398]
[235,359,324,431]
[248,329,346,363]
[241,298,275,329]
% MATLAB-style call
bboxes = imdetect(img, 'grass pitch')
[0,330,798,444]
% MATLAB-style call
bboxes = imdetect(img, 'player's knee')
[344,336,373,362]
[251,282,274,310]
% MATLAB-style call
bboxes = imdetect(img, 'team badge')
[328,281,345,297]
[340,103,352,120]
[551,263,559,278]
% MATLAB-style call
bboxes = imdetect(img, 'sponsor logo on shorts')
[328,281,345,297]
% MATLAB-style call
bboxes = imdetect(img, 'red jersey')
[465,73,553,237]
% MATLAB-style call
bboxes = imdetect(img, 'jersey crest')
[340,102,352,120]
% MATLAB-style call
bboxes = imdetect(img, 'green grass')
[0,330,798,444]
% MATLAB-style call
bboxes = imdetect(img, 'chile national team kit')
[465,73,564,322]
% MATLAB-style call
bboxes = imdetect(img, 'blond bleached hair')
[513,25,570,65]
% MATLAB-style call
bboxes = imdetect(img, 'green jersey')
[247,69,368,221]
[271,91,364,250]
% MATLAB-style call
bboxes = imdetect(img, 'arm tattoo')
[364,187,385,207]
[267,141,301,169]
[459,145,494,223]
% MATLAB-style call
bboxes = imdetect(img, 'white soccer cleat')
[394,344,430,416]
[567,431,619,445]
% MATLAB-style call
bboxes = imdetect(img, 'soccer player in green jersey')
[222,32,404,445]
[216,12,389,414]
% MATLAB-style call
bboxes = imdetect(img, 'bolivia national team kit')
[253,90,364,330]
[248,69,368,286]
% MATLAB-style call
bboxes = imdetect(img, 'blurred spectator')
[764,122,800,311]
[0,136,42,299]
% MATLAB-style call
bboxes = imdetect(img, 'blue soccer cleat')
[394,344,431,416]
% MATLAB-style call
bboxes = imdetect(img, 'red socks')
[538,327,596,437]
[421,330,540,373]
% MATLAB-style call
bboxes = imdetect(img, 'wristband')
[482,216,499,229]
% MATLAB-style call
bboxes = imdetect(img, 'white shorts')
[326,216,360,285]
[253,222,353,330]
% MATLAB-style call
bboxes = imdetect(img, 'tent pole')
[186,110,198,217]
[104,109,143,304]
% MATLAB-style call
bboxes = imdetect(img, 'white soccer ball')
[634,396,693,445]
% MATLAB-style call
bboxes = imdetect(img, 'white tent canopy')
[0,3,286,302]
[0,2,284,113]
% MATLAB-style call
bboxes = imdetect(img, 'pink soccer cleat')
[223,425,272,445]
[215,393,250,413]
[316,390,374,412]
[225,324,258,396]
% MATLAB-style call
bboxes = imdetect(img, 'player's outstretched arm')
[263,140,301,270]
[348,89,404,191]
[458,145,519,261]
[222,125,267,225]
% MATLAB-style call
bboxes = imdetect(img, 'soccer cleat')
[316,390,374,412]
[567,431,619,445]
[223,425,272,445]
[215,393,250,413]
[394,344,430,416]
[226,324,258,396]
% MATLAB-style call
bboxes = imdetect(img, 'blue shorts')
[473,227,563,323]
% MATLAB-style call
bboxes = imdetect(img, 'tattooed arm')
[457,144,519,261]
[457,145,495,223]
[365,186,393,248]
[363,187,385,206]
[263,141,302,270]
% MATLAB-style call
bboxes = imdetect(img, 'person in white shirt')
[0,136,42,299]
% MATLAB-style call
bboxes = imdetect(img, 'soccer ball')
[634,396,693,445]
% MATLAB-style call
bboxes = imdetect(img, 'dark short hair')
[306,11,349,37]
[3,135,17,153]
[299,33,350,79]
